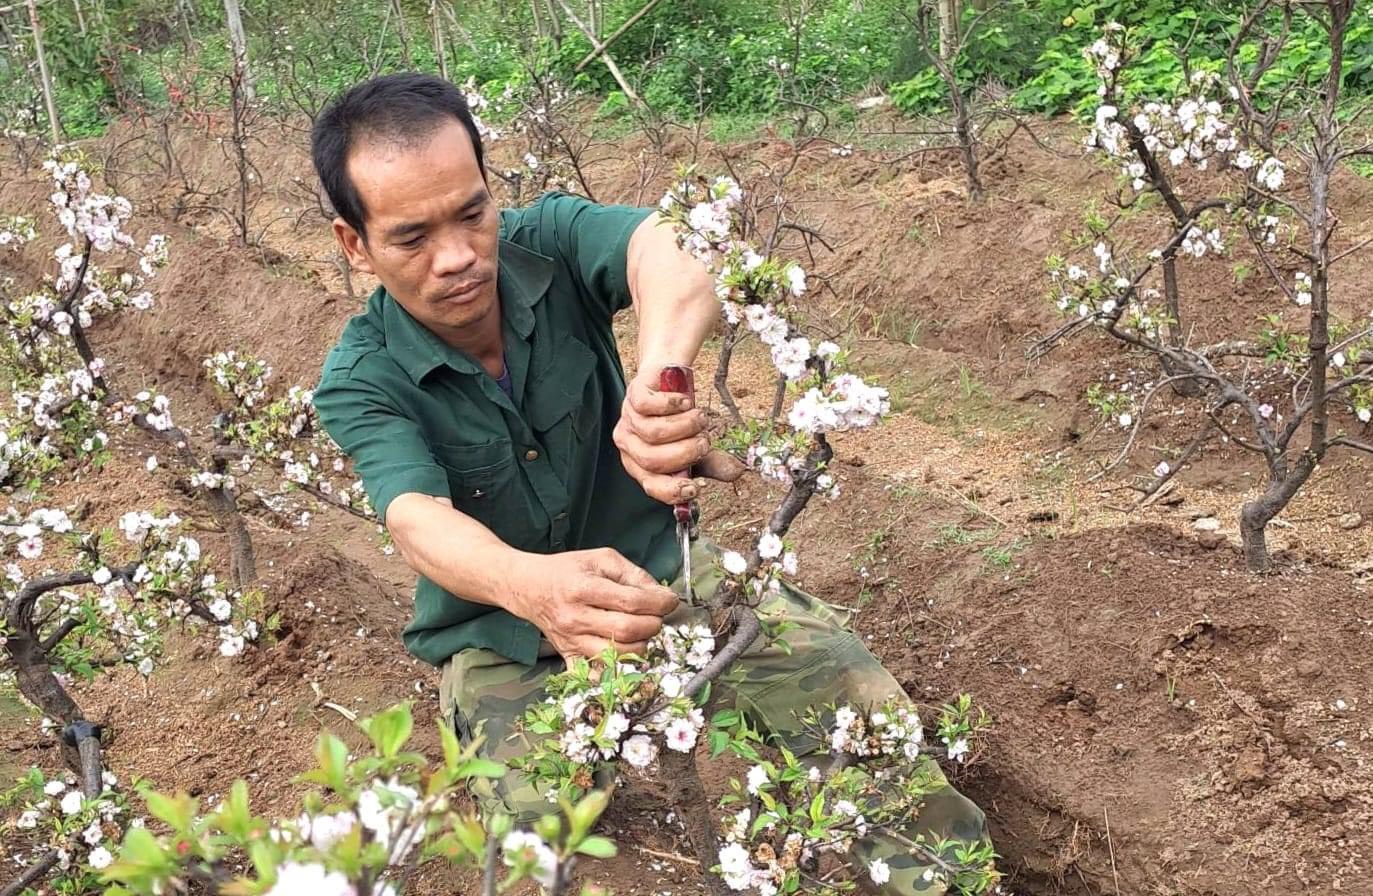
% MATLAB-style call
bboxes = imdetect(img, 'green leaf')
[144,790,196,835]
[215,780,253,838]
[534,813,562,843]
[105,827,168,877]
[362,703,413,758]
[710,708,741,729]
[302,732,350,792]
[568,790,609,842]
[708,729,729,757]
[439,716,463,770]
[458,757,507,781]
[577,835,617,859]
[451,816,487,859]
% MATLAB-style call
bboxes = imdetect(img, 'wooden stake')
[555,0,641,105]
[573,0,662,73]
[25,0,60,143]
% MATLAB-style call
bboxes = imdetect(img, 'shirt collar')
[380,238,554,385]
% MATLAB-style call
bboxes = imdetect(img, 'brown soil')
[1,114,1371,896]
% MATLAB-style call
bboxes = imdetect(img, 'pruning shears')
[658,364,699,602]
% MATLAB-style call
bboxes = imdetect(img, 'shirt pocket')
[524,338,599,474]
[432,440,539,549]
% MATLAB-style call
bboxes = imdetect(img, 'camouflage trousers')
[439,540,991,894]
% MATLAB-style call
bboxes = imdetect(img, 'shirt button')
[554,511,568,522]
[524,448,540,462]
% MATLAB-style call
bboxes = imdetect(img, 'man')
[312,73,991,892]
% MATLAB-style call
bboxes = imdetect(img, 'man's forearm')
[385,493,529,616]
[385,492,681,659]
[626,213,719,373]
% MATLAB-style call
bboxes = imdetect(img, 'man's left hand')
[614,367,744,504]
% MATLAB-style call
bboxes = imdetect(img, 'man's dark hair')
[311,73,486,241]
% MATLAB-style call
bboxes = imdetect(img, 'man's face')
[334,120,500,338]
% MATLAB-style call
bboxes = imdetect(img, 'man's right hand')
[509,547,679,661]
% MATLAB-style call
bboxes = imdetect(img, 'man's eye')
[463,210,484,223]
[396,236,424,249]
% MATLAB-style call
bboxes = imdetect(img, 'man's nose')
[432,233,477,278]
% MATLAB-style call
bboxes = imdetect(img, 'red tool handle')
[658,364,696,525]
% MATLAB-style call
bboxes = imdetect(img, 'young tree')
[1033,5,1372,572]
[505,173,997,895]
[96,705,616,896]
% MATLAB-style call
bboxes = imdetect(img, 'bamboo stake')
[24,0,59,143]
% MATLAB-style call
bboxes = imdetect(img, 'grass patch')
[909,364,1037,439]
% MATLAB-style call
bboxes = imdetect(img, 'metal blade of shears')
[659,364,698,603]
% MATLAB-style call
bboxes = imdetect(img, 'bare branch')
[1327,435,1373,455]
[0,850,60,896]
[1089,374,1201,482]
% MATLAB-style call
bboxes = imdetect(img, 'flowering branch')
[503,171,998,895]
[1032,10,1373,571]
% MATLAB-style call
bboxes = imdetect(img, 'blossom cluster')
[1084,25,1285,193]
[284,777,430,871]
[658,170,888,437]
[204,351,375,526]
[0,214,37,246]
[0,154,168,486]
[659,172,888,597]
[116,511,258,661]
[718,528,799,602]
[44,156,168,312]
[205,350,271,409]
[2,505,257,677]
[1060,24,1297,334]
[519,623,717,799]
[827,703,926,761]
[710,698,994,895]
[6,768,132,887]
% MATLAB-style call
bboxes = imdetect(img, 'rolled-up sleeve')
[314,351,449,523]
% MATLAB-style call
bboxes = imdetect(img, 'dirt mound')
[777,469,1373,895]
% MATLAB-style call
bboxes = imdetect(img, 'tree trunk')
[936,0,960,62]
[543,0,563,45]
[1239,498,1273,573]
[71,0,86,34]
[209,482,257,585]
[5,628,85,775]
[660,753,727,895]
[223,0,254,101]
[951,89,983,201]
[1161,256,1202,396]
[391,0,414,67]
[6,630,81,725]
[1239,451,1315,574]
[431,0,448,79]
[25,0,61,144]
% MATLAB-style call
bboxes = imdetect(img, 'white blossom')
[621,734,657,768]
[265,862,356,896]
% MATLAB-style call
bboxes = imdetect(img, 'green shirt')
[315,192,676,667]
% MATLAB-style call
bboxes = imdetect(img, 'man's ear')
[333,217,375,276]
